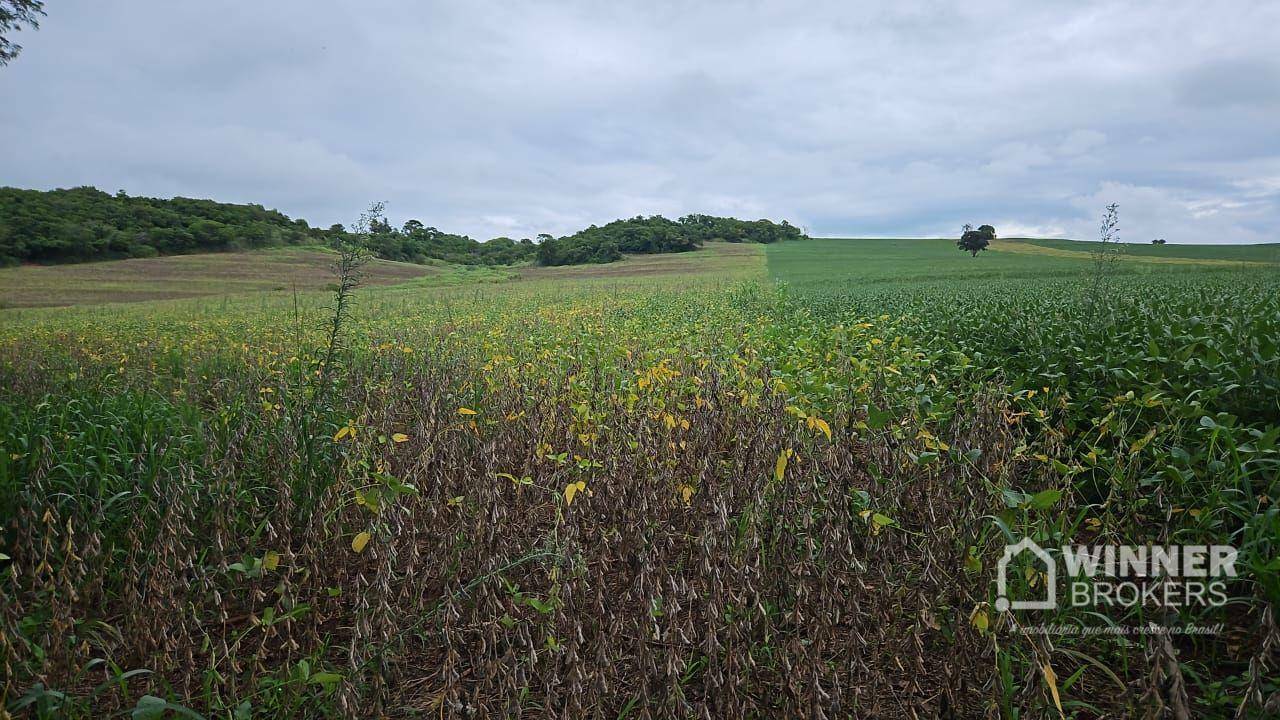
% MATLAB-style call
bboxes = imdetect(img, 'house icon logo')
[996,538,1056,611]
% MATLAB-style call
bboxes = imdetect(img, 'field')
[0,246,576,310]
[1,238,1278,717]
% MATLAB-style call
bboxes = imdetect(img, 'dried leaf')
[1042,662,1064,716]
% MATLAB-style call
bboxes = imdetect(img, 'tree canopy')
[0,186,321,264]
[0,186,807,268]
[957,223,996,257]
[536,214,805,266]
[0,0,44,65]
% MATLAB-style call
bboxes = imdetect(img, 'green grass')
[767,237,1280,292]
[1025,238,1280,263]
[767,238,1091,288]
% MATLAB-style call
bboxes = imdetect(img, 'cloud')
[982,143,1054,175]
[1,0,1278,244]
[1066,182,1275,244]
[1058,130,1107,157]
[994,221,1069,239]
[1175,57,1280,109]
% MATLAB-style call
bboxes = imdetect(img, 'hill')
[0,186,322,264]
[0,186,808,269]
[535,214,806,265]
[0,240,767,309]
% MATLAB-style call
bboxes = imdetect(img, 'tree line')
[536,214,806,265]
[0,186,807,268]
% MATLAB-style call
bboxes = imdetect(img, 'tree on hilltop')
[957,223,996,257]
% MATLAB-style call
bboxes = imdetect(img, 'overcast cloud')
[2,0,1278,243]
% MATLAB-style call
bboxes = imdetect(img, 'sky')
[2,1,1278,244]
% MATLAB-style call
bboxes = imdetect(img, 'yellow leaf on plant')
[355,489,380,513]
[1128,427,1158,455]
[351,531,371,554]
[262,551,280,571]
[333,425,353,441]
[564,480,586,506]
[391,433,409,443]
[1025,566,1048,588]
[773,448,792,482]
[810,417,832,441]
[679,484,695,505]
[970,604,989,633]
[457,407,478,415]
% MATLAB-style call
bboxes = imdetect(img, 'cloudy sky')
[2,1,1278,243]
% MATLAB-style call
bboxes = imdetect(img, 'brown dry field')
[0,248,436,308]
[0,242,765,309]
[516,241,763,280]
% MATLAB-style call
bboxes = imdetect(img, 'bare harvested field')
[0,243,765,310]
[517,241,764,281]
[0,249,435,308]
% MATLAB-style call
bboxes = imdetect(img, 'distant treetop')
[534,214,806,266]
[957,223,996,257]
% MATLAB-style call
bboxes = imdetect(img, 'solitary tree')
[957,223,995,257]
[1151,238,1166,245]
[0,0,44,66]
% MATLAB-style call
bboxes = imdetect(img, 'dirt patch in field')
[516,241,764,281]
[0,249,435,308]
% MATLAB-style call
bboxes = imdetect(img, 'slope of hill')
[1018,237,1280,263]
[0,240,767,309]
[0,247,434,308]
[0,186,809,269]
